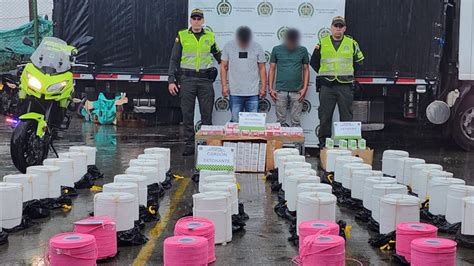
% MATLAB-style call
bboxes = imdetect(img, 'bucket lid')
[373,183,407,191]
[327,150,352,155]
[411,164,442,170]
[281,155,305,162]
[344,163,372,171]
[336,156,363,163]
[352,170,383,177]
[0,182,22,191]
[50,233,96,249]
[411,238,457,253]
[138,153,165,159]
[283,162,311,169]
[293,176,320,184]
[144,147,170,153]
[126,166,158,173]
[94,192,136,202]
[383,150,409,158]
[3,173,38,181]
[298,183,332,190]
[130,159,156,166]
[365,176,397,185]
[59,151,87,158]
[448,185,474,193]
[381,194,419,205]
[104,182,138,190]
[298,192,336,204]
[44,158,74,164]
[285,168,316,176]
[405,158,425,164]
[27,165,60,173]
[430,177,465,186]
[70,146,97,152]
[422,169,453,178]
[193,191,231,201]
[274,148,299,155]
[397,222,438,235]
[114,174,147,183]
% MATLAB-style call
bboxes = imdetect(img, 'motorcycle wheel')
[11,120,49,173]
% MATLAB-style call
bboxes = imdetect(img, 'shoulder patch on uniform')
[314,44,320,50]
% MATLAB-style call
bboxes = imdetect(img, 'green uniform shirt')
[270,44,309,92]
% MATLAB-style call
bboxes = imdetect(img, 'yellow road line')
[133,178,191,266]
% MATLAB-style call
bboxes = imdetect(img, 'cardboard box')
[237,142,245,172]
[243,142,252,171]
[320,147,374,171]
[250,143,260,172]
[258,143,267,172]
[224,142,238,167]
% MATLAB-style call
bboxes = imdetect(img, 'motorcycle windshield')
[30,37,72,74]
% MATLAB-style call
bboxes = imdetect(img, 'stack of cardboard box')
[224,141,266,172]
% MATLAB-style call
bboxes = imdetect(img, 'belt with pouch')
[179,67,218,81]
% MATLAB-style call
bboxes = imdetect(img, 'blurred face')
[285,39,298,50]
[238,39,250,48]
[237,29,252,48]
[285,30,300,50]
[331,24,346,39]
[190,16,204,31]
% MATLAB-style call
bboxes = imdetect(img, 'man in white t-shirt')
[220,26,267,122]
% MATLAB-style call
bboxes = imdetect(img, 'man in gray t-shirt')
[221,26,267,122]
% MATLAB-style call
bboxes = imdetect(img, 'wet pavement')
[0,118,472,265]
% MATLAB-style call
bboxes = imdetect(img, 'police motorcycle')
[10,36,92,173]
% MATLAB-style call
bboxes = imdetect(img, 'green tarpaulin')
[0,18,53,71]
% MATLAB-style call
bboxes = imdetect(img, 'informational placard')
[196,145,235,171]
[189,0,346,148]
[238,112,266,131]
[333,122,362,139]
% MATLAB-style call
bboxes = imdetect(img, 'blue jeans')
[229,95,259,122]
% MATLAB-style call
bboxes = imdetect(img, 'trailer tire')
[453,95,474,151]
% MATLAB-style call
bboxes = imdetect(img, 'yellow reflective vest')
[319,35,364,83]
[178,29,215,71]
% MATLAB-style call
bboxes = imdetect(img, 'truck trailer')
[52,0,474,150]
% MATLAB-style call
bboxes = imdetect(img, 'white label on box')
[333,122,362,140]
[239,112,266,131]
[196,145,235,171]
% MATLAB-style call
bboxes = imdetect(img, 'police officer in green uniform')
[168,9,221,156]
[310,16,364,147]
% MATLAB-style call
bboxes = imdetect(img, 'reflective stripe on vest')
[319,36,355,83]
[179,29,215,71]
